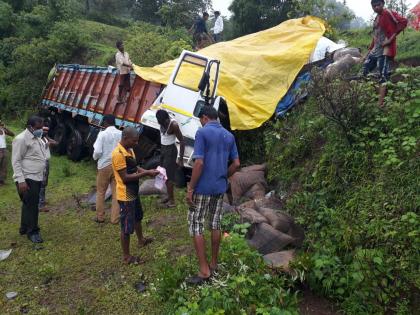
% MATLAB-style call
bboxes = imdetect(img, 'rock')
[247,223,295,255]
[263,250,296,272]
[6,292,18,300]
[238,207,268,225]
[258,207,293,233]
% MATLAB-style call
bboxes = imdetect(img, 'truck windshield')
[173,54,207,92]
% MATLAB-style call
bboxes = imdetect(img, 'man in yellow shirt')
[112,127,159,264]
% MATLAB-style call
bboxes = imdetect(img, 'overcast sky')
[212,0,418,21]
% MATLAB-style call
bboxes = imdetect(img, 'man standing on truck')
[156,109,185,208]
[186,106,240,285]
[0,120,15,186]
[115,40,133,103]
[211,11,224,43]
[112,127,159,264]
[93,114,121,224]
[12,115,47,243]
[363,0,407,106]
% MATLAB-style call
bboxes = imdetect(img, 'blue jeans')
[363,55,391,83]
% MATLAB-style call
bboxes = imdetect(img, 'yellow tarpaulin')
[134,16,325,130]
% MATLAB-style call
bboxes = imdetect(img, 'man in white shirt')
[0,120,15,186]
[93,115,122,224]
[12,115,47,243]
[211,11,224,43]
[115,40,133,103]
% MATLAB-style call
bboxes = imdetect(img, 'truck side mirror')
[198,71,210,92]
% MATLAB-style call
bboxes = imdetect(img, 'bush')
[155,223,300,315]
[265,67,420,314]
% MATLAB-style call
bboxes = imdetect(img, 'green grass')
[77,20,128,66]
[0,123,194,314]
[0,152,194,314]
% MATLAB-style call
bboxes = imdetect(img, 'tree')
[0,1,15,38]
[387,0,409,16]
[228,0,295,36]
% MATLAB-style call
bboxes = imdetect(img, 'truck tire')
[67,128,83,161]
[52,123,67,155]
[143,154,161,170]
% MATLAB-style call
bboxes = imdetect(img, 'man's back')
[93,126,122,169]
[193,121,238,195]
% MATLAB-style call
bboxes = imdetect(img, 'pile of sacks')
[325,47,362,79]
[234,196,304,272]
[226,164,305,273]
[228,164,268,204]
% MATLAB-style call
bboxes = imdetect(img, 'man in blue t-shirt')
[186,106,240,285]
[189,12,213,49]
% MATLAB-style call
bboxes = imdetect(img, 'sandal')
[93,217,105,224]
[124,256,145,265]
[138,237,154,248]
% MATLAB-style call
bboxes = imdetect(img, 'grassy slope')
[77,20,128,66]
[0,122,193,314]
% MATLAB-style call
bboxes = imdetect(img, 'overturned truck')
[40,16,353,183]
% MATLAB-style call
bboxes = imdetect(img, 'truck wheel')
[143,154,161,170]
[67,128,83,161]
[52,123,67,155]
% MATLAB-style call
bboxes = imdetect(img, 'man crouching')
[112,127,159,265]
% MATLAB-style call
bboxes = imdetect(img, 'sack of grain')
[238,207,268,225]
[244,183,267,200]
[333,47,362,61]
[258,207,293,233]
[247,223,295,255]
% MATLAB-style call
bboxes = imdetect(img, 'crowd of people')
[5,104,239,285]
[2,1,407,284]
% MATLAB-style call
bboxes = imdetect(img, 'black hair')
[214,11,220,16]
[203,12,209,17]
[27,115,43,128]
[156,109,170,126]
[116,40,123,48]
[371,0,384,4]
[122,127,139,139]
[103,114,116,126]
[198,106,218,120]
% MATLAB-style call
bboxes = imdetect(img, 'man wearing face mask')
[12,115,47,243]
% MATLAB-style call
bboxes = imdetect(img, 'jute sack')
[244,183,267,200]
[238,207,268,225]
[230,170,266,203]
[247,223,295,255]
[258,207,293,233]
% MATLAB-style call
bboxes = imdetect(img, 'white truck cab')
[140,50,222,168]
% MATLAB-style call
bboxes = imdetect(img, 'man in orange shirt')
[112,127,159,264]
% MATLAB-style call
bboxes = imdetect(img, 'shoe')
[39,207,49,213]
[36,233,44,243]
[28,234,42,243]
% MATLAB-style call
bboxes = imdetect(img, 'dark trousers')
[363,55,391,83]
[16,179,42,236]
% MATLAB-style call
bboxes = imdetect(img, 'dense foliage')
[0,1,193,117]
[264,67,419,314]
[155,221,302,314]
